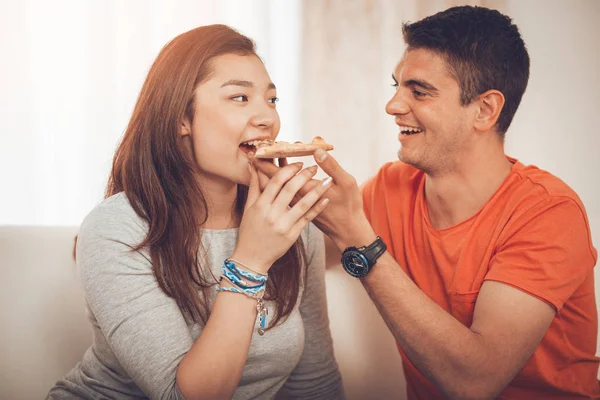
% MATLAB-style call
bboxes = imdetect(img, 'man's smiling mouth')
[398,125,423,135]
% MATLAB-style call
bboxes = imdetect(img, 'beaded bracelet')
[224,259,268,283]
[217,259,269,335]
[221,265,265,292]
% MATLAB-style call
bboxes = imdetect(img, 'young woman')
[47,25,344,400]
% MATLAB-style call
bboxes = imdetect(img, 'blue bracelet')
[221,268,266,295]
[221,265,265,289]
[224,259,268,284]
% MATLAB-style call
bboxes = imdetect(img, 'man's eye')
[231,95,248,102]
[391,82,399,88]
[268,97,279,104]
[413,90,426,97]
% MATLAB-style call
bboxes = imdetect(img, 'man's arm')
[361,251,555,400]
[253,152,556,400]
[329,219,556,400]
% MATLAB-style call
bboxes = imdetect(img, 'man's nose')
[385,90,410,116]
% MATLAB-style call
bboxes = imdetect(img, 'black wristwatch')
[341,236,387,278]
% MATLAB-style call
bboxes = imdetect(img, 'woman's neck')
[201,178,242,230]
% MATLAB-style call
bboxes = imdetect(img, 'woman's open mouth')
[239,139,274,154]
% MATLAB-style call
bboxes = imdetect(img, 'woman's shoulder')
[78,192,148,245]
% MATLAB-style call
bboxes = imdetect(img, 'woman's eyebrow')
[221,80,276,90]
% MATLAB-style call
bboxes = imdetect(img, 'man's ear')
[474,90,505,132]
[180,119,192,137]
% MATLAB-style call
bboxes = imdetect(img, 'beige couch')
[0,226,405,400]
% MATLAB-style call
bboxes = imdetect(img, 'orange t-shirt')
[362,159,599,399]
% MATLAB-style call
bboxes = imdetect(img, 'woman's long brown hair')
[104,25,305,328]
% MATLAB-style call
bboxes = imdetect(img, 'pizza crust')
[254,136,334,158]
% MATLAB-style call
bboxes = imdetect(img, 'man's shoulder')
[363,161,423,193]
[512,162,584,207]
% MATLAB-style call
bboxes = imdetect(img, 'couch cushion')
[0,226,92,400]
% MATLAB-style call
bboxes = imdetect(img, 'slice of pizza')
[247,136,334,159]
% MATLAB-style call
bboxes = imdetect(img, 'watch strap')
[356,236,386,267]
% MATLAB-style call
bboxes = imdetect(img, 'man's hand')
[252,149,376,250]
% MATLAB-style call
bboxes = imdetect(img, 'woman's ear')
[474,90,505,133]
[180,119,192,137]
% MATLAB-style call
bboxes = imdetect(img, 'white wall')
[0,0,300,226]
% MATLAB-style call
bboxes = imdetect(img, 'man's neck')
[424,143,513,231]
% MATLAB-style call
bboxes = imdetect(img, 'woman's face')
[182,53,280,187]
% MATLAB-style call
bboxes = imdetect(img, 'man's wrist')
[331,219,377,251]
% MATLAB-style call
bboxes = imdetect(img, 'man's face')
[386,49,478,175]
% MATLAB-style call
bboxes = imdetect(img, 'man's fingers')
[313,149,355,188]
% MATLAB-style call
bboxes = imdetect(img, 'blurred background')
[0,0,599,399]
[1,0,598,231]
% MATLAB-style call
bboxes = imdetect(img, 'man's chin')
[398,150,422,169]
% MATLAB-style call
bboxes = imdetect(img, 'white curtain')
[0,0,301,225]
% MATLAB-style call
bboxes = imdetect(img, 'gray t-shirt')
[47,192,344,400]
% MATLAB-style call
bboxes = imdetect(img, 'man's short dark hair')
[402,6,530,135]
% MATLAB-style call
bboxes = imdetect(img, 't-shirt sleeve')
[360,175,377,223]
[485,196,597,311]
[281,223,345,399]
[77,201,190,400]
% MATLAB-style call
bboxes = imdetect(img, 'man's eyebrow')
[403,78,439,92]
[221,80,276,90]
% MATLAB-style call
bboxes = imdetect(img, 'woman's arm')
[280,224,345,400]
[78,200,259,400]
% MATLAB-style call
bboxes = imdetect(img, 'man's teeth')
[398,126,423,135]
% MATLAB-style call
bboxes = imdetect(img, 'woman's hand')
[232,161,332,274]
[253,151,375,252]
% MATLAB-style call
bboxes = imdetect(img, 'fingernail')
[321,198,330,207]
[292,162,304,169]
[315,149,328,162]
[321,176,333,187]
[309,165,318,173]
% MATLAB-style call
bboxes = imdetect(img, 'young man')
[255,5,598,400]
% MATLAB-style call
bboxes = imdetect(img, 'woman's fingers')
[271,165,319,211]
[257,162,303,205]
[244,163,261,211]
[280,176,333,227]
[288,196,331,238]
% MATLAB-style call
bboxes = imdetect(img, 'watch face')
[342,250,369,278]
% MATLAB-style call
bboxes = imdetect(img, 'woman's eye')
[231,95,248,102]
[268,97,279,104]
